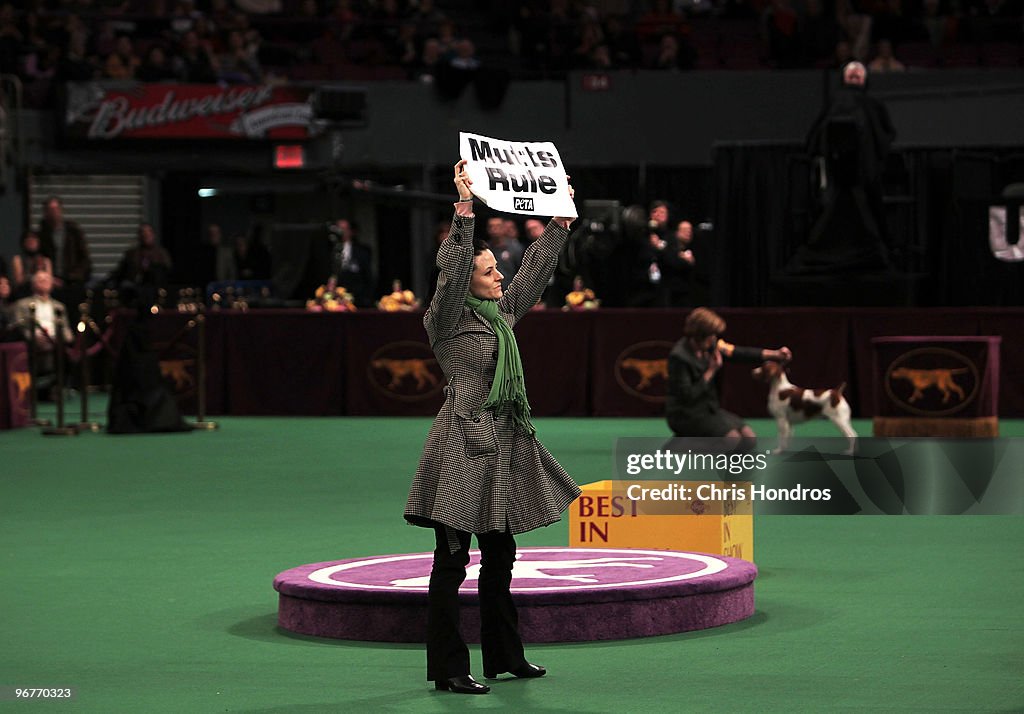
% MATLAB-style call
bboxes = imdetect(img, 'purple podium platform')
[274,547,757,643]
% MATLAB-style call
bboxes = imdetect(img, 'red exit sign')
[581,73,611,92]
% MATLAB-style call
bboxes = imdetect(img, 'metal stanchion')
[190,309,218,431]
[42,308,78,436]
[26,303,51,427]
[75,302,101,432]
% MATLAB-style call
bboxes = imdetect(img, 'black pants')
[426,526,526,681]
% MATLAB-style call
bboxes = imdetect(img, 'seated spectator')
[235,0,282,14]
[175,29,219,82]
[327,0,361,43]
[369,0,404,49]
[58,33,98,81]
[92,20,119,59]
[19,23,58,106]
[836,0,872,59]
[97,0,131,17]
[968,0,1024,42]
[917,0,956,48]
[830,38,856,68]
[168,0,202,39]
[218,28,262,82]
[604,14,642,68]
[435,18,458,56]
[652,32,697,70]
[103,51,134,80]
[11,230,53,299]
[390,21,420,70]
[11,271,75,393]
[65,14,90,52]
[208,0,237,33]
[572,18,606,68]
[137,44,180,81]
[448,38,480,71]
[584,43,614,69]
[410,37,443,82]
[636,0,689,43]
[869,38,906,71]
[112,35,142,75]
[23,34,59,84]
[410,0,447,36]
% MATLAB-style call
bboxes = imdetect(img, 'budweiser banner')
[65,82,318,140]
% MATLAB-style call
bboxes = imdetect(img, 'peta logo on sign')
[459,132,577,218]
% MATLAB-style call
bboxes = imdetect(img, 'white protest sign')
[459,132,577,218]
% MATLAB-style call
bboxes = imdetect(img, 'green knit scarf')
[464,296,535,435]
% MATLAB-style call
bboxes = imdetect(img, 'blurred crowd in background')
[2,0,1021,107]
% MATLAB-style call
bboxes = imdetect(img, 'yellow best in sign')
[569,480,754,562]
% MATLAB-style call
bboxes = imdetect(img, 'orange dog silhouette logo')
[890,367,968,404]
[620,358,668,390]
[884,348,979,417]
[372,358,439,391]
[615,341,673,402]
[368,342,445,402]
[159,359,196,391]
[12,371,32,404]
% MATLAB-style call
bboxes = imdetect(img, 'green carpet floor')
[2,405,1022,712]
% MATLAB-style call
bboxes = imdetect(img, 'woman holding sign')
[405,159,581,695]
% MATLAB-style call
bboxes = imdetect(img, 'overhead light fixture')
[198,188,218,198]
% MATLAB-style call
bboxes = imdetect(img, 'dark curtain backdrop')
[942,150,1024,306]
[713,144,1024,308]
[160,174,204,287]
[712,143,804,307]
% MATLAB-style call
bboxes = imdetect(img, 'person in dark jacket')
[795,60,897,273]
[666,307,791,451]
[109,223,173,306]
[37,196,91,286]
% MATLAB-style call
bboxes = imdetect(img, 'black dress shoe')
[484,662,546,679]
[434,675,490,694]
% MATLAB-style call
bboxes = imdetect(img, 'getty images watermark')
[623,448,831,503]
[613,437,1024,515]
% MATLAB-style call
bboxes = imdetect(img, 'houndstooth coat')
[404,212,581,539]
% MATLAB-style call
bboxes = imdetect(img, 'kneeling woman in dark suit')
[405,160,581,694]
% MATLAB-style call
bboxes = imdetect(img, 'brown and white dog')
[751,361,857,454]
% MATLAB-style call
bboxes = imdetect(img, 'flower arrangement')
[377,280,421,312]
[306,277,357,312]
[563,276,600,311]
